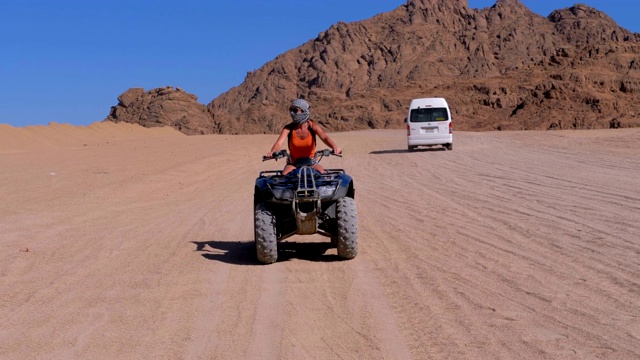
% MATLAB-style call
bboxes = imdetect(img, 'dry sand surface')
[1,122,639,359]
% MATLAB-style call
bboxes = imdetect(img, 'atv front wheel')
[336,197,358,259]
[254,203,278,264]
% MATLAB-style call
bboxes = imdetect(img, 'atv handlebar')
[262,149,341,162]
[263,149,288,161]
[315,149,342,158]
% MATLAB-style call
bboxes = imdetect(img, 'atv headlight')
[318,185,337,198]
[272,187,294,200]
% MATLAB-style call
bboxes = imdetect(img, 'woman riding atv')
[265,99,342,175]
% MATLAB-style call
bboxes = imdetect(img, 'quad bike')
[253,149,357,264]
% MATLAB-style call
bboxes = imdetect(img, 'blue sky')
[1,0,637,127]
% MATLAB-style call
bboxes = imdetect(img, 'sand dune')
[1,122,639,359]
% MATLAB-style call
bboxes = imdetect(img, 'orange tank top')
[288,121,316,163]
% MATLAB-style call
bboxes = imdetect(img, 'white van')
[405,97,453,151]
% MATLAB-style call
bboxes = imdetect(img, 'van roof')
[409,97,448,108]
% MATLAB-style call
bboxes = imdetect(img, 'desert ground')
[1,122,639,359]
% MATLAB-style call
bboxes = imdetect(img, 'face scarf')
[290,98,310,124]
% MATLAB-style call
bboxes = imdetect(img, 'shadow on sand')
[191,240,344,265]
[369,147,445,155]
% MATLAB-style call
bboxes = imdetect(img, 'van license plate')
[421,128,437,134]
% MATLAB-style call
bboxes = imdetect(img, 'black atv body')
[253,149,358,264]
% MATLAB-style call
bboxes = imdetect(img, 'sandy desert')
[1,122,639,359]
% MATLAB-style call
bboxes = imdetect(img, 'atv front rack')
[258,168,345,179]
[294,166,321,235]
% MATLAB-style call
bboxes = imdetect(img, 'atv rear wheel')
[254,202,278,264]
[336,197,358,259]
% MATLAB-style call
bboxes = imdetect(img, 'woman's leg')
[282,164,296,175]
[313,164,326,173]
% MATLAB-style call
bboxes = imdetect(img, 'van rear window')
[410,107,449,122]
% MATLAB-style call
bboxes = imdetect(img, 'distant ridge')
[106,0,640,134]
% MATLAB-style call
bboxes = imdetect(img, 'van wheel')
[408,146,416,152]
[445,143,453,151]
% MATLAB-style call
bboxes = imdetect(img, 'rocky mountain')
[105,0,640,134]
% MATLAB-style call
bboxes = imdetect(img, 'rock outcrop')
[105,87,215,135]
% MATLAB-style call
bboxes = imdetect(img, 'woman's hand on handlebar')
[264,149,288,161]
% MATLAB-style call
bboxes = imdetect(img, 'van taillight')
[449,122,453,134]
[407,124,410,136]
